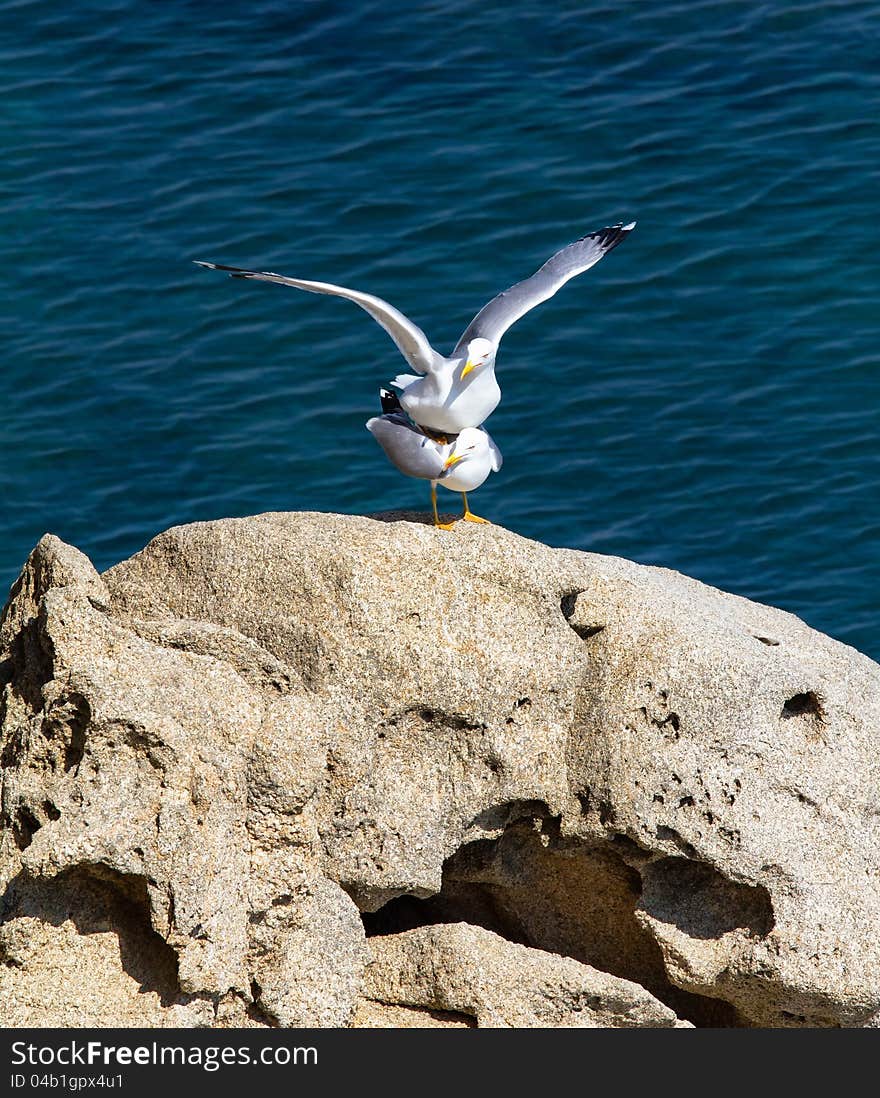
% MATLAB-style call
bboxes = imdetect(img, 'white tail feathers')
[391,374,421,391]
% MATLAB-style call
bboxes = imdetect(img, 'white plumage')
[195,221,634,434]
[195,220,635,527]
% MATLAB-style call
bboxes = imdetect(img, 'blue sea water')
[2,0,878,658]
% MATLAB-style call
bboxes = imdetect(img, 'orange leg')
[432,482,455,530]
[460,491,490,524]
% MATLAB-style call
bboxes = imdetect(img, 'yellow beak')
[443,453,464,470]
[460,358,476,380]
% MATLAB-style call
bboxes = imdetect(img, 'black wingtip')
[380,388,403,415]
[194,260,256,279]
[587,221,636,255]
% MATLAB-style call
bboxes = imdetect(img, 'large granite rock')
[1,512,878,1027]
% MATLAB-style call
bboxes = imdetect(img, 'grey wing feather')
[453,222,635,353]
[195,261,440,376]
[366,415,445,480]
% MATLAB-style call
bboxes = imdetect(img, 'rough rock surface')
[362,922,688,1027]
[1,512,878,1027]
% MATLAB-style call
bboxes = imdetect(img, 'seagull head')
[460,338,495,380]
[442,428,486,472]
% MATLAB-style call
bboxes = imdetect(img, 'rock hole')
[2,618,55,713]
[639,857,775,940]
[607,833,653,863]
[361,811,744,1027]
[410,707,486,732]
[782,692,824,721]
[754,635,780,647]
[559,591,605,640]
[598,801,616,826]
[0,866,182,1006]
[572,624,605,640]
[41,690,90,771]
[12,805,42,851]
[247,979,278,1027]
[8,797,64,852]
[560,591,580,619]
[361,873,531,948]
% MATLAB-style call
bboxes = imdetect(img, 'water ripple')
[2,0,878,658]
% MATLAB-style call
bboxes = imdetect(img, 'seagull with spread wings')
[195,221,635,436]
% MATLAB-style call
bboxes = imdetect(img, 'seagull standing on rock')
[366,392,502,530]
[195,221,635,436]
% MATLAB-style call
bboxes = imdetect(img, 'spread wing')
[453,222,635,354]
[195,261,441,375]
